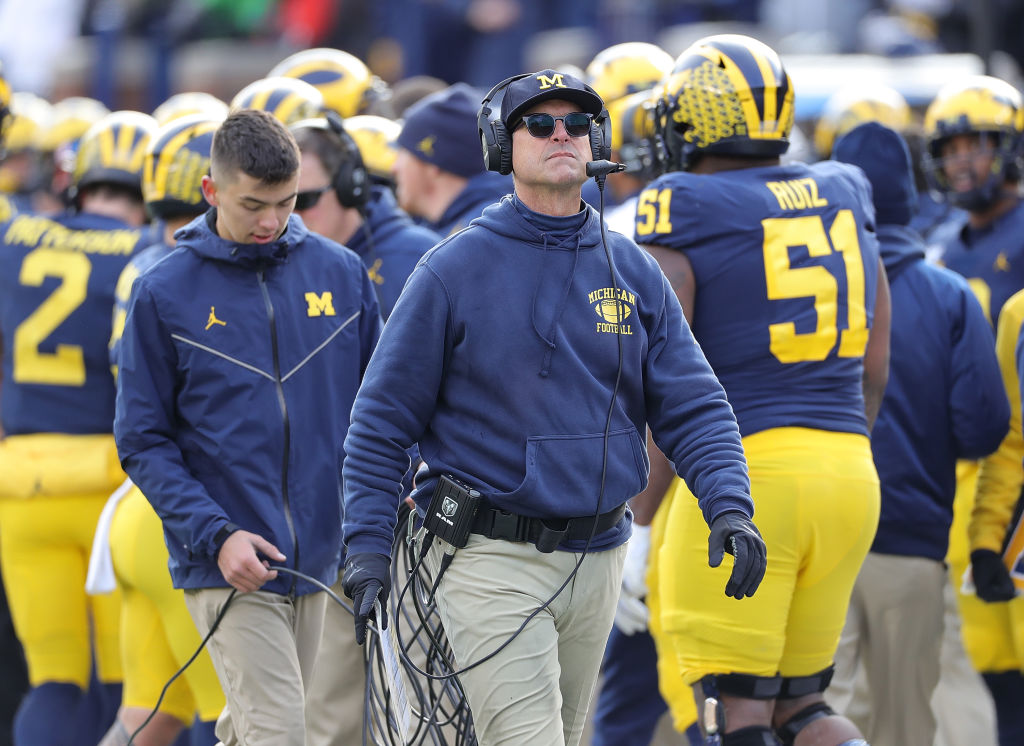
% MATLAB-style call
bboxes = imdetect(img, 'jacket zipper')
[258,268,298,595]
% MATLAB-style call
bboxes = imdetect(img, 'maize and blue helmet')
[143,113,221,219]
[607,88,663,180]
[230,76,324,126]
[268,48,390,118]
[344,114,401,184]
[814,84,912,158]
[73,110,157,193]
[153,91,229,126]
[585,42,674,106]
[922,75,1024,210]
[656,34,794,172]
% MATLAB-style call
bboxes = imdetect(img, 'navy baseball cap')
[501,70,605,131]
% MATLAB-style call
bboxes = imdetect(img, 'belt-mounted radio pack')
[422,474,482,549]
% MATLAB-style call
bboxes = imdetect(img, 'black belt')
[470,503,627,553]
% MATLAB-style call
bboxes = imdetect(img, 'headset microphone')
[586,160,626,178]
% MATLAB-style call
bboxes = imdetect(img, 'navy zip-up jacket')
[347,186,440,319]
[871,223,1008,559]
[343,194,752,558]
[114,210,381,595]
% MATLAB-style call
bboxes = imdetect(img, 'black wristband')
[213,522,241,555]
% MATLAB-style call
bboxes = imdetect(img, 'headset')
[323,110,370,210]
[477,73,611,176]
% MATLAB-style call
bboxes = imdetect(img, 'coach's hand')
[971,549,1017,603]
[217,530,284,593]
[342,552,392,644]
[708,511,766,600]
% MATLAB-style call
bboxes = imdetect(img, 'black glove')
[971,549,1017,603]
[341,552,392,644]
[708,510,767,600]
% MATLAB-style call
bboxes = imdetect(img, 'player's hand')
[708,511,766,600]
[217,530,284,593]
[342,552,392,644]
[971,549,1017,603]
[614,524,651,635]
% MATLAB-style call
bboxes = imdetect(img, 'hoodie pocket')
[497,427,648,510]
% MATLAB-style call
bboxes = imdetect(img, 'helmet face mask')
[922,75,1024,211]
[657,34,794,172]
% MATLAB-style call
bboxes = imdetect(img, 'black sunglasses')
[518,112,593,139]
[294,186,330,211]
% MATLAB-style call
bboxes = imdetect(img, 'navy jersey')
[637,161,880,437]
[939,200,1024,325]
[0,212,147,434]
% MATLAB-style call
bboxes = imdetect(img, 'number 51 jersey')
[636,161,880,438]
[0,212,148,435]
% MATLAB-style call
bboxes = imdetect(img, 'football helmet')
[344,114,401,184]
[41,97,110,162]
[585,42,674,106]
[814,84,911,158]
[268,48,390,118]
[5,92,53,154]
[230,76,324,125]
[153,91,229,125]
[143,114,220,219]
[922,75,1024,210]
[607,88,663,180]
[73,110,157,193]
[656,34,794,172]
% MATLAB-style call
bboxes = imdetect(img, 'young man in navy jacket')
[114,109,381,746]
[341,69,765,745]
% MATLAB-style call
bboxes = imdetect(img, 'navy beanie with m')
[397,83,485,178]
[832,121,918,226]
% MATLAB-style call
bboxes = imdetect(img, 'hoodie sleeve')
[113,278,234,561]
[971,290,1024,554]
[949,277,1009,460]
[643,272,754,525]
[343,263,452,556]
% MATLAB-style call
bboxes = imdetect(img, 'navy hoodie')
[115,211,381,594]
[834,123,1009,560]
[343,194,752,558]
[431,170,512,236]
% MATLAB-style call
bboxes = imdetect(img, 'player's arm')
[971,293,1024,555]
[862,256,890,432]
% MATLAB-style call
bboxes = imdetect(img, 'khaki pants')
[425,533,626,746]
[829,552,945,746]
[304,573,367,746]
[185,587,327,746]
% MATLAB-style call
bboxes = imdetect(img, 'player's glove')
[614,523,651,635]
[971,549,1017,603]
[342,552,391,644]
[708,511,766,600]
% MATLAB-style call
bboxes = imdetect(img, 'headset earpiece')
[591,107,612,162]
[478,74,530,176]
[324,110,369,209]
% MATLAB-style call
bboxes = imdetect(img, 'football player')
[0,109,156,744]
[924,74,1024,746]
[96,113,227,746]
[639,34,889,746]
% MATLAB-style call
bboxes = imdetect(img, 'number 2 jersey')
[636,161,880,438]
[0,211,149,435]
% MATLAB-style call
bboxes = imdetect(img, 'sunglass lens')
[524,114,555,138]
[564,113,591,137]
[294,190,322,210]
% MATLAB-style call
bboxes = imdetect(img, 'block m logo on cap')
[536,73,566,90]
